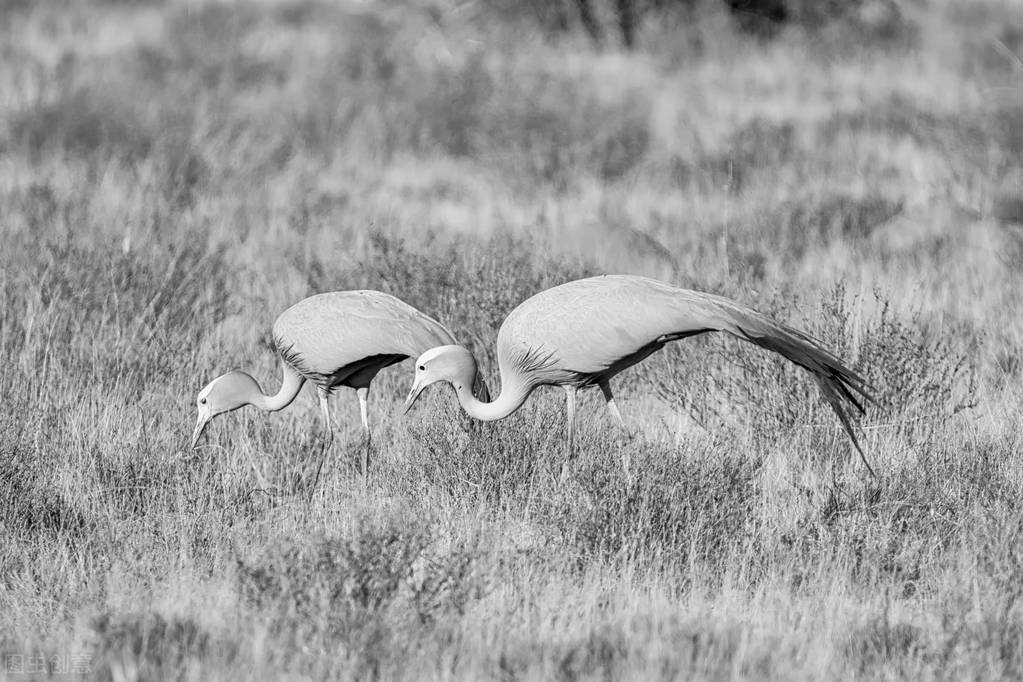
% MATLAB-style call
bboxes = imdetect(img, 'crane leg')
[599,380,632,480]
[357,387,371,485]
[598,381,627,431]
[559,386,577,483]
[319,389,334,440]
[309,388,333,499]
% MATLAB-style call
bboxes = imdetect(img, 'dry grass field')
[1,0,1023,678]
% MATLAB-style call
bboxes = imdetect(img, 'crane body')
[192,290,459,477]
[404,275,874,476]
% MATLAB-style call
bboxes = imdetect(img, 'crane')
[192,290,464,479]
[403,275,875,477]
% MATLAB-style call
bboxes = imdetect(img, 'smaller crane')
[192,290,461,479]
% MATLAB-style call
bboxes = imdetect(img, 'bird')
[403,274,875,477]
[191,290,465,479]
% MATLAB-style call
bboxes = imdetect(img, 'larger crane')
[403,275,874,477]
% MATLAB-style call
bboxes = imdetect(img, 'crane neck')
[253,362,305,412]
[450,370,531,422]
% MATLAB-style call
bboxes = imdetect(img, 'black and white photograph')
[1,0,1020,678]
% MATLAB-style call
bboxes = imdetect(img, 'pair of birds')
[192,275,875,477]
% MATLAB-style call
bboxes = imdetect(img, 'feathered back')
[272,291,456,377]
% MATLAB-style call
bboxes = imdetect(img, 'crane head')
[403,345,475,414]
[191,370,261,448]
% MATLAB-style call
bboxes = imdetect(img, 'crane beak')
[403,380,425,415]
[191,408,212,449]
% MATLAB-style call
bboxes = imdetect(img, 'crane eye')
[200,398,207,405]
[418,365,425,371]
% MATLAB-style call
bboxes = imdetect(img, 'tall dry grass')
[1,0,1022,679]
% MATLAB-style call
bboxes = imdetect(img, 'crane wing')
[273,291,456,376]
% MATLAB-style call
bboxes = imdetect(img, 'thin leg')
[358,387,370,432]
[319,389,334,441]
[599,380,632,479]
[566,385,576,451]
[560,386,577,483]
[309,387,333,499]
[599,380,627,431]
[357,386,371,482]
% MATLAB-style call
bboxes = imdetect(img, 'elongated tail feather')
[707,299,876,476]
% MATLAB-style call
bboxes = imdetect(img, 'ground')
[1,0,1022,679]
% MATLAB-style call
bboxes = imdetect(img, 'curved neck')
[450,368,531,422]
[253,363,305,412]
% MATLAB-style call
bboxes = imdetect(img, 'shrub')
[0,441,92,541]
[478,68,651,186]
[405,60,652,189]
[843,619,925,674]
[551,439,762,573]
[10,87,155,163]
[403,397,562,507]
[235,511,486,675]
[672,118,798,195]
[90,612,232,682]
[656,284,976,443]
[770,192,904,259]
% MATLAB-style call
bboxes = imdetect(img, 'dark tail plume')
[709,299,876,476]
